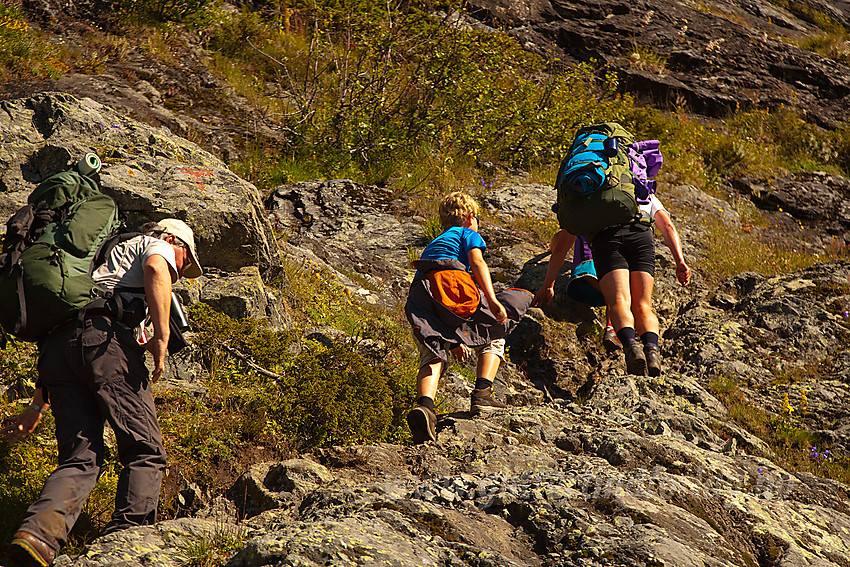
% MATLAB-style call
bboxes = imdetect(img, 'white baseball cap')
[153,218,203,279]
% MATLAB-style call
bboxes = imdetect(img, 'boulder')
[0,92,281,274]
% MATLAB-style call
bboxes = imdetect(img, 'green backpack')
[0,169,119,342]
[554,122,639,240]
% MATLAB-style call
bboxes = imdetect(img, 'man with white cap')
[3,218,202,567]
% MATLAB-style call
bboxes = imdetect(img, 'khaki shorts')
[414,333,505,368]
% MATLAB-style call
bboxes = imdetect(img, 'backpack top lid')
[556,122,636,196]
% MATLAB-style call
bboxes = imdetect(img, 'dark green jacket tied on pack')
[405,258,533,364]
[0,170,118,342]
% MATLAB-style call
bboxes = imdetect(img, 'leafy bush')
[206,3,631,183]
[185,290,416,457]
[119,0,213,23]
[198,1,850,191]
[0,3,68,80]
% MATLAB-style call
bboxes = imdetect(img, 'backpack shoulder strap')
[90,230,143,276]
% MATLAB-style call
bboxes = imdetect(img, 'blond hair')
[438,192,479,230]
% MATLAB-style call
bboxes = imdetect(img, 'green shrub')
[208,3,633,183]
[202,3,849,190]
[177,521,245,567]
[277,341,400,447]
[797,31,850,64]
[186,297,416,458]
[0,414,56,549]
[0,3,68,80]
[120,0,213,23]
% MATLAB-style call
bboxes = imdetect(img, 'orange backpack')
[427,270,480,318]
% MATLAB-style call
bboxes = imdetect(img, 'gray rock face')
[464,0,850,128]
[40,166,850,567]
[52,392,850,566]
[266,179,426,305]
[734,171,850,249]
[0,92,280,274]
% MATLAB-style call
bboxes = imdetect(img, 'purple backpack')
[627,140,663,205]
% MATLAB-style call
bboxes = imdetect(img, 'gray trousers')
[19,315,166,552]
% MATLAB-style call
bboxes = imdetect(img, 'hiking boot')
[624,342,647,376]
[602,328,620,352]
[470,387,508,415]
[645,345,662,377]
[8,531,55,567]
[407,406,437,444]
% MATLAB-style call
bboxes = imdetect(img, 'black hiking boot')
[407,406,437,444]
[624,342,647,376]
[645,345,662,377]
[602,328,620,352]
[470,387,508,415]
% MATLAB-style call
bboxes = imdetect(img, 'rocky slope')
[464,0,850,128]
[3,93,850,566]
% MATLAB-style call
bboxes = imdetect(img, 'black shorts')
[590,223,655,279]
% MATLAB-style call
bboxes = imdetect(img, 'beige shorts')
[414,334,505,368]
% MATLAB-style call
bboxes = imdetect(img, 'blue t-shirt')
[419,226,486,270]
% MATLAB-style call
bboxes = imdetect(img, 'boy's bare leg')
[416,360,443,400]
[476,352,500,383]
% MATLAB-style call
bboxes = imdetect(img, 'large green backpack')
[0,169,119,342]
[554,122,639,240]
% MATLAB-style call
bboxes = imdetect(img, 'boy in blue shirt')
[405,192,531,443]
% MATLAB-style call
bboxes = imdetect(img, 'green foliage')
[277,340,400,447]
[185,287,416,458]
[709,376,850,485]
[176,522,245,567]
[0,341,38,394]
[196,2,850,191]
[423,217,444,243]
[120,0,214,23]
[699,221,820,282]
[0,412,56,549]
[0,3,67,80]
[208,4,631,184]
[796,31,850,65]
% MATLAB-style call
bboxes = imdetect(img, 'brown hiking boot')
[407,406,437,444]
[8,531,55,567]
[470,387,508,415]
[624,342,647,376]
[602,328,620,352]
[645,345,662,377]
